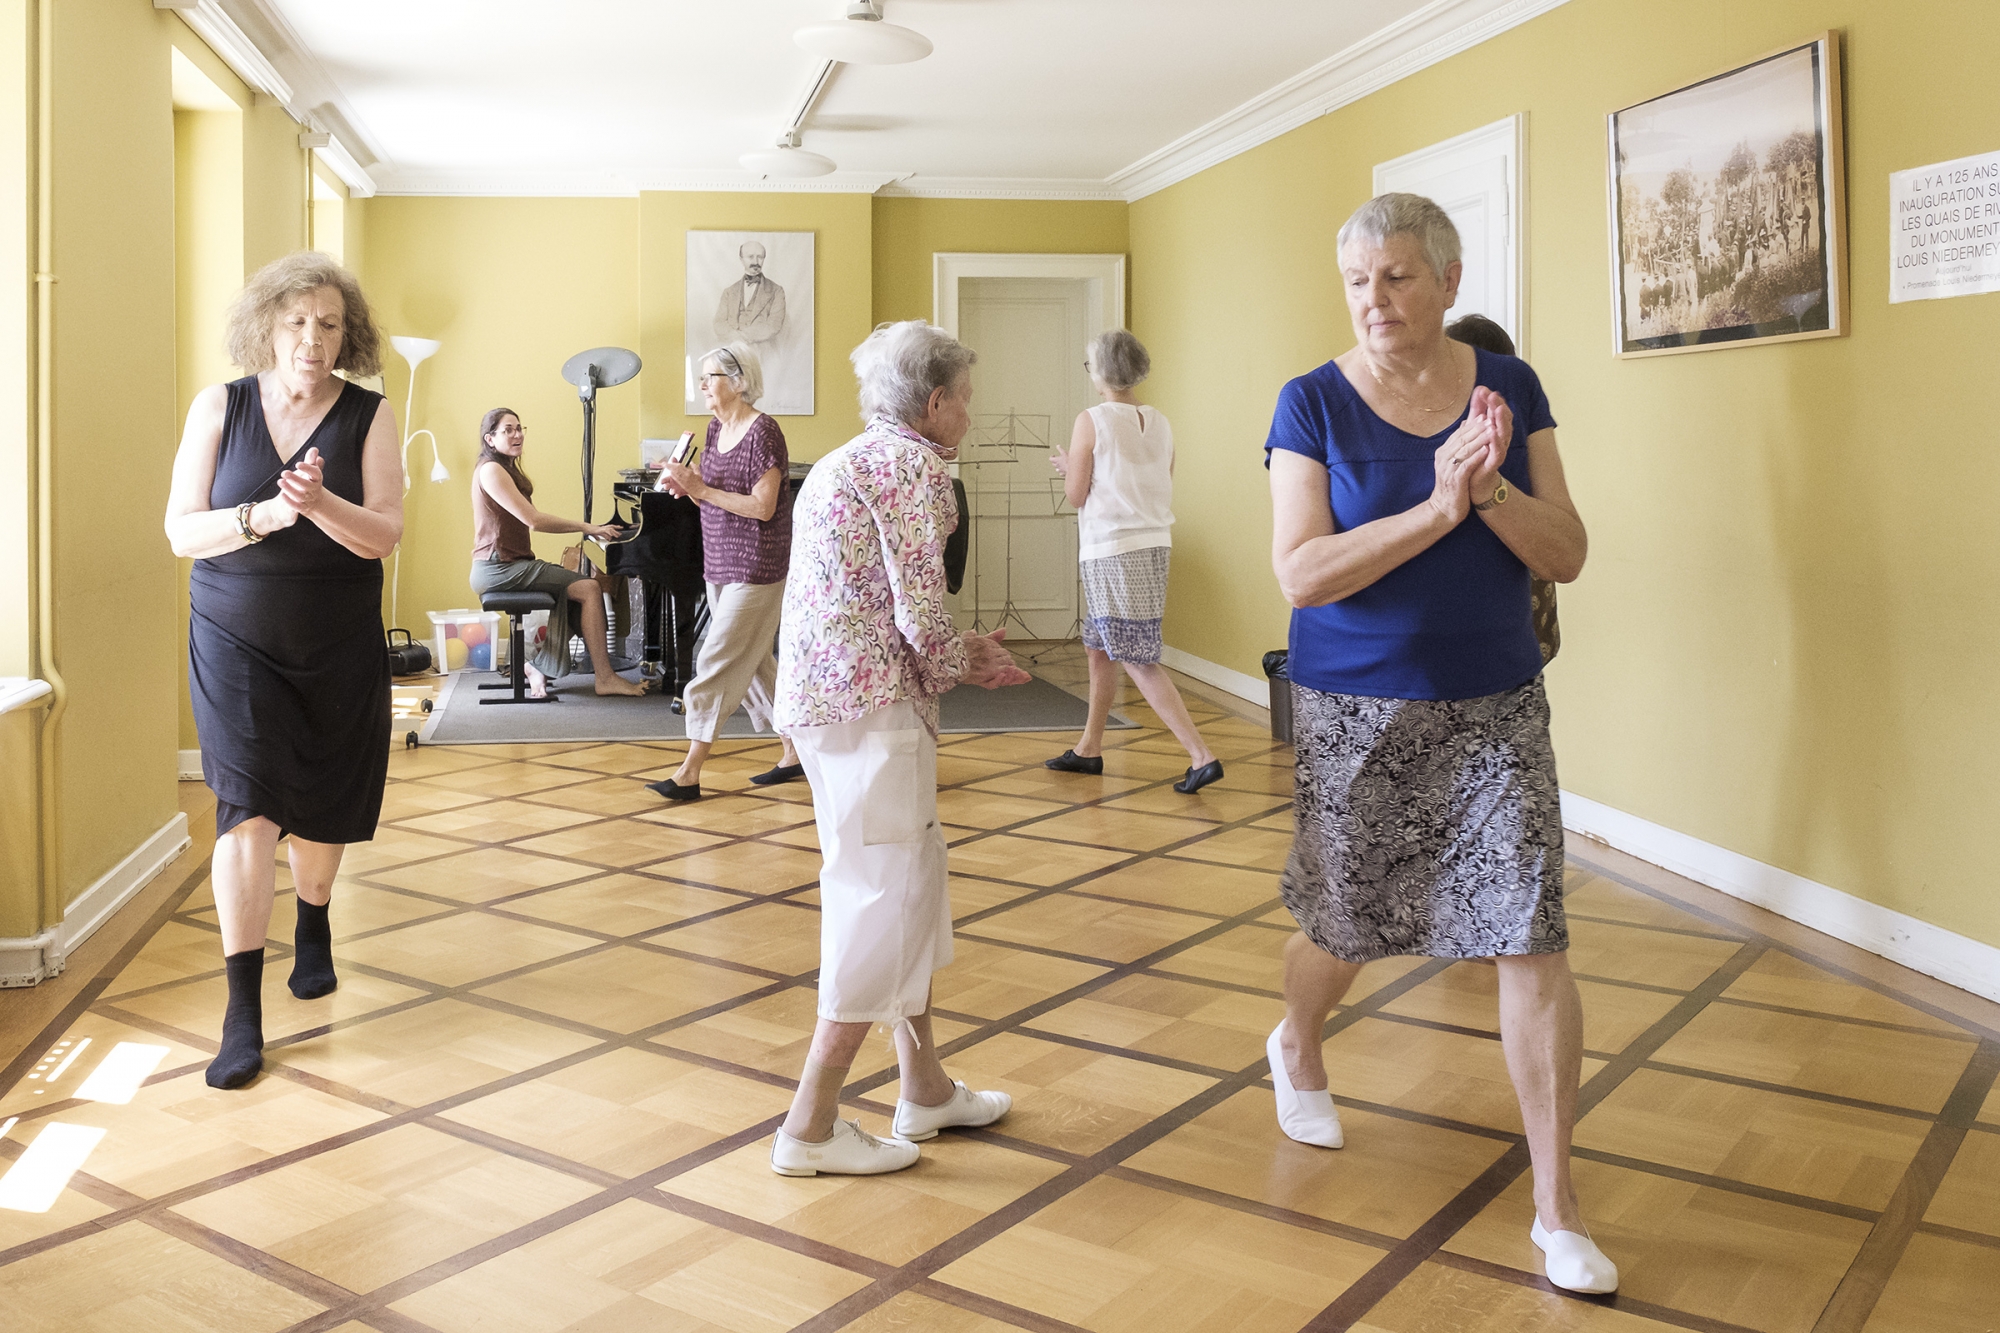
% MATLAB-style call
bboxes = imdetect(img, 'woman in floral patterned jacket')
[767,321,1028,1179]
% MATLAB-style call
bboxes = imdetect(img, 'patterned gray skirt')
[1080,546,1169,663]
[1281,676,1567,962]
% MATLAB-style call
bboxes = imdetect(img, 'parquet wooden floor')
[3,647,1997,1332]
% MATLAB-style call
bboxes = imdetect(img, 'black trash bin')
[1263,649,1292,744]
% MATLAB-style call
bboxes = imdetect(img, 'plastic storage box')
[427,609,500,673]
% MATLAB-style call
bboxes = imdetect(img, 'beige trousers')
[681,579,785,742]
[789,699,952,1023]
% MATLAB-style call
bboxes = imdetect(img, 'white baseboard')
[0,812,191,988]
[177,749,203,781]
[1561,790,2000,1007]
[1159,645,1271,707]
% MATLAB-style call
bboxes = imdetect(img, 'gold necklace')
[1362,347,1463,416]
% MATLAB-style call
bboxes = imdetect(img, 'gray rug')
[421,671,1131,745]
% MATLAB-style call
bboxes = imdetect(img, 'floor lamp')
[389,335,447,629]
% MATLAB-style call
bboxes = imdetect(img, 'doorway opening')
[933,254,1126,643]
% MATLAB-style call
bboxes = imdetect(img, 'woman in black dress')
[165,252,402,1090]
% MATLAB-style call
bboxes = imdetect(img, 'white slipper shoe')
[1531,1217,1619,1294]
[1266,1023,1343,1148]
[770,1118,921,1177]
[893,1081,1012,1141]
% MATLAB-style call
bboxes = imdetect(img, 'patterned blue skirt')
[1080,546,1169,664]
[1281,676,1568,962]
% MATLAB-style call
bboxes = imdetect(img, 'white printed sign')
[1890,149,2000,303]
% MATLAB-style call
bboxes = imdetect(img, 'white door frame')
[932,253,1126,340]
[1373,114,1526,356]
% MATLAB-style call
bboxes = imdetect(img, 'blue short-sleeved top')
[1264,348,1555,701]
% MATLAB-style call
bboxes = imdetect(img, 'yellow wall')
[0,1,31,685]
[871,197,1130,325]
[1133,0,2000,948]
[44,0,184,906]
[359,196,641,631]
[638,191,874,459]
[0,0,319,938]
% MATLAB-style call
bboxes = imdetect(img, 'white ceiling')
[216,0,1567,198]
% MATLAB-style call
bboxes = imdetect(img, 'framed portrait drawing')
[1607,32,1847,357]
[686,230,815,414]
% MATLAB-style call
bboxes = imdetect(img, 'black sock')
[288,898,338,999]
[207,949,265,1089]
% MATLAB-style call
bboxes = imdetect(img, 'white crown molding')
[1109,0,1573,201]
[878,177,1127,202]
[155,0,292,103]
[217,0,390,165]
[1562,791,2000,1008]
[300,130,376,199]
[371,169,920,198]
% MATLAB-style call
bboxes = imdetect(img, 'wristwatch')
[235,501,265,543]
[1473,479,1510,513]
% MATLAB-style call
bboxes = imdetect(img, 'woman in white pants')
[648,344,800,802]
[769,320,1029,1176]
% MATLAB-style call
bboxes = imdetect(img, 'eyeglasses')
[696,372,735,387]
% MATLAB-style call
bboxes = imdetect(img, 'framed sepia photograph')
[685,230,815,414]
[1607,32,1847,357]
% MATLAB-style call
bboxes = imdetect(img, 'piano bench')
[479,590,559,705]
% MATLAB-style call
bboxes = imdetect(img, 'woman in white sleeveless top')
[1047,330,1221,793]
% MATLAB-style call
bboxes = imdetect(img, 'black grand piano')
[602,463,812,699]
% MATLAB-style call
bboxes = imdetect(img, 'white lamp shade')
[391,335,441,367]
[428,452,450,483]
[794,19,932,64]
[740,147,838,179]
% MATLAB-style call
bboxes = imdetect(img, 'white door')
[1375,115,1525,352]
[953,276,1095,640]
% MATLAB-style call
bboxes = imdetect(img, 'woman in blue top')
[1263,194,1615,1295]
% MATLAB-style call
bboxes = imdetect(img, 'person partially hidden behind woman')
[467,408,648,697]
[1045,330,1221,793]
[646,344,801,802]
[166,252,400,1089]
[1264,193,1614,1294]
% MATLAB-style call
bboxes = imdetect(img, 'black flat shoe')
[750,763,805,786]
[1044,750,1104,775]
[1172,759,1224,794]
[646,777,703,802]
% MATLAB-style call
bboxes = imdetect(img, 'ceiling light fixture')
[794,0,932,65]
[740,131,837,179]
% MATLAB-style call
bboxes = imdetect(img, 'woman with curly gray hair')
[766,320,1027,1178]
[165,251,401,1091]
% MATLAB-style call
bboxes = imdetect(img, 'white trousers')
[681,579,785,743]
[790,699,952,1023]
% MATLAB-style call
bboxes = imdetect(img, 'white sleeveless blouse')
[1077,401,1175,561]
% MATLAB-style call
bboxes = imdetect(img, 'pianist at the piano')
[467,407,649,697]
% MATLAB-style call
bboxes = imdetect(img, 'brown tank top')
[471,461,535,562]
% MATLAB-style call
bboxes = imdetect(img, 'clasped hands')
[253,446,327,534]
[961,627,1031,690]
[1428,387,1512,525]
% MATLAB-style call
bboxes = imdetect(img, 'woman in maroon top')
[647,344,799,801]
